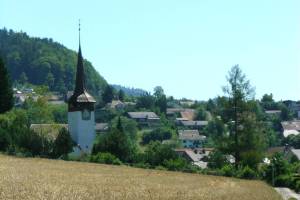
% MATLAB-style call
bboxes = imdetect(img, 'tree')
[261,93,277,110]
[0,57,13,113]
[153,86,167,114]
[136,93,155,110]
[195,107,207,120]
[144,141,177,166]
[93,117,136,162]
[118,89,125,101]
[111,116,138,140]
[45,72,55,89]
[19,72,28,84]
[222,65,264,168]
[102,85,114,104]
[52,128,74,158]
[154,86,164,97]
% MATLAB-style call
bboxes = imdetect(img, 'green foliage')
[23,97,54,124]
[50,104,67,123]
[0,29,107,95]
[136,93,155,110]
[208,150,228,169]
[221,66,266,168]
[205,117,225,139]
[237,166,258,179]
[195,107,207,120]
[118,89,125,101]
[163,158,190,171]
[143,141,177,166]
[142,127,173,145]
[90,152,122,165]
[52,128,74,158]
[110,116,138,140]
[261,93,278,110]
[0,57,13,113]
[284,135,300,149]
[93,118,137,162]
[102,85,114,104]
[220,164,236,177]
[280,104,293,121]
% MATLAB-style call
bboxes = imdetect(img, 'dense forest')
[0,28,107,96]
[112,84,147,97]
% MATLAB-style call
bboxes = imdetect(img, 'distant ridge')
[112,84,148,97]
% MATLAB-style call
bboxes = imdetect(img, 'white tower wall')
[68,111,95,154]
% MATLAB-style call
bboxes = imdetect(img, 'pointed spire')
[74,19,85,95]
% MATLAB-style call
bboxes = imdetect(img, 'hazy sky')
[1,0,300,100]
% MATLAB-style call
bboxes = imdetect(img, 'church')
[67,37,96,154]
[30,30,100,155]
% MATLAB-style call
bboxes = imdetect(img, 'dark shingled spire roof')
[68,24,96,107]
[70,44,95,103]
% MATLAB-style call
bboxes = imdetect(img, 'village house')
[178,120,208,130]
[281,120,300,137]
[127,112,160,127]
[283,100,300,119]
[106,100,136,110]
[265,110,281,116]
[175,148,213,169]
[178,130,206,148]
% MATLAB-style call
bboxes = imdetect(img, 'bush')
[163,158,188,171]
[294,180,300,193]
[144,141,177,166]
[275,175,292,187]
[208,150,228,169]
[237,166,258,180]
[142,127,173,145]
[131,162,151,169]
[90,152,122,165]
[220,164,236,177]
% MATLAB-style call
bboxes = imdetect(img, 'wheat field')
[0,154,282,200]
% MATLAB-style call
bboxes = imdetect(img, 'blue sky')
[1,0,300,100]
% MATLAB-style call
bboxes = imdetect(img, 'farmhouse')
[281,120,300,137]
[127,112,160,126]
[178,130,206,148]
[179,120,208,129]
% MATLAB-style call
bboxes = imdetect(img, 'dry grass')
[0,154,281,200]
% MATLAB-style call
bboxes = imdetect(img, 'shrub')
[90,152,122,165]
[163,158,188,171]
[207,150,228,169]
[52,128,74,158]
[142,127,172,145]
[294,180,300,193]
[131,162,151,169]
[237,166,258,180]
[275,175,292,187]
[220,164,236,177]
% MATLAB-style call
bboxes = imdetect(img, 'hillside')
[0,28,107,95]
[0,155,281,200]
[112,84,148,97]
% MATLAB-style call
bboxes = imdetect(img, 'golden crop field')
[0,154,282,200]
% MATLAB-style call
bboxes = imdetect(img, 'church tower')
[68,23,96,154]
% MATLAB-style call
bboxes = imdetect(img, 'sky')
[1,0,300,101]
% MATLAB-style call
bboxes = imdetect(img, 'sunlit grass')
[0,154,282,200]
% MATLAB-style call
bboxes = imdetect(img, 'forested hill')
[0,28,107,95]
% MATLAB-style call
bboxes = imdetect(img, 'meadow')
[0,154,282,200]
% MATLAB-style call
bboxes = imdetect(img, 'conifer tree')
[0,57,13,113]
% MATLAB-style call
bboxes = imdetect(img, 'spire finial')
[78,19,81,47]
